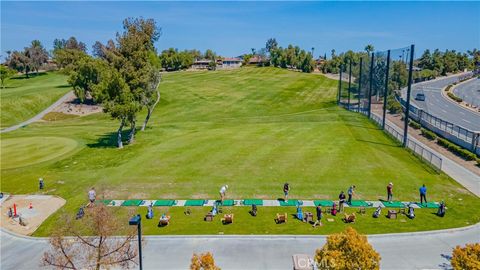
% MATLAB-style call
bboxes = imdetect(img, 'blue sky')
[1,1,479,59]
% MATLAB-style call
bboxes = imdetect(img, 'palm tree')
[365,44,374,54]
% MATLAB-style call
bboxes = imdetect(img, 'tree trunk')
[128,117,136,144]
[117,118,125,149]
[141,89,160,131]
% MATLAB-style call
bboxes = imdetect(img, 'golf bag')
[331,203,337,216]
[146,205,154,219]
[373,206,381,218]
[437,202,446,217]
[250,204,257,217]
[76,207,85,220]
[408,205,415,219]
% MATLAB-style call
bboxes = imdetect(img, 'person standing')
[219,185,228,204]
[347,185,355,204]
[313,206,323,227]
[39,178,44,190]
[419,184,427,204]
[283,183,290,202]
[338,191,346,212]
[88,187,96,206]
[387,182,393,202]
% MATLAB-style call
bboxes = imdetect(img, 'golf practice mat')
[416,202,440,208]
[121,200,144,206]
[279,199,299,206]
[153,200,177,207]
[381,201,406,208]
[216,200,235,206]
[184,200,207,206]
[314,200,334,207]
[242,199,263,206]
[348,200,373,207]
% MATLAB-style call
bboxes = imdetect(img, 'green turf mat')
[153,200,177,207]
[348,200,372,207]
[381,201,406,208]
[215,200,235,206]
[184,200,206,206]
[279,199,299,206]
[417,202,440,208]
[314,200,335,207]
[242,199,263,206]
[121,200,144,206]
[97,199,112,206]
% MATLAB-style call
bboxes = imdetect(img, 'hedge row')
[447,92,463,102]
[421,128,437,140]
[409,121,421,129]
[437,137,478,161]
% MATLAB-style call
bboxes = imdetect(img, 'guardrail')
[342,103,443,171]
[398,95,480,156]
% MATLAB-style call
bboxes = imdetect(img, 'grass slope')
[1,67,478,235]
[0,72,71,128]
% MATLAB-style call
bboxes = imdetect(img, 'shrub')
[190,252,220,270]
[386,95,402,114]
[421,128,437,140]
[437,138,478,161]
[447,92,463,102]
[409,121,421,129]
[451,243,480,270]
[315,227,380,270]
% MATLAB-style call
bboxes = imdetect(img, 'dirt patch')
[0,195,65,235]
[50,92,102,116]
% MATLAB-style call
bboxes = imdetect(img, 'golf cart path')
[2,222,479,270]
[0,91,73,133]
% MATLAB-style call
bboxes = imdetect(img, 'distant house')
[192,59,212,70]
[248,56,262,65]
[220,57,242,69]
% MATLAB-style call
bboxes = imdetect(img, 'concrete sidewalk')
[0,91,73,134]
[2,223,479,270]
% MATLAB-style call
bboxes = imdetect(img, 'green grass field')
[1,67,478,236]
[0,72,71,128]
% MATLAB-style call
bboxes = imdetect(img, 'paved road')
[2,223,480,270]
[453,77,480,108]
[0,91,73,134]
[406,73,480,131]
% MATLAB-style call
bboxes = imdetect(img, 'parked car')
[415,93,426,101]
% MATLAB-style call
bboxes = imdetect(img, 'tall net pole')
[403,44,415,147]
[358,57,363,112]
[338,67,343,105]
[382,50,391,129]
[367,52,374,119]
[348,60,352,110]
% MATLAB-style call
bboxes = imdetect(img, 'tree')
[140,52,162,131]
[265,38,278,54]
[0,65,16,88]
[27,40,49,74]
[365,44,375,54]
[204,49,216,61]
[418,49,433,70]
[6,50,32,78]
[92,65,140,148]
[315,227,380,270]
[53,37,88,70]
[42,205,139,270]
[68,57,104,103]
[190,252,221,270]
[451,243,480,270]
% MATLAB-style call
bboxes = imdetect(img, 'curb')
[445,77,480,117]
[3,222,479,242]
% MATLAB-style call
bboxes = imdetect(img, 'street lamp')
[129,214,143,270]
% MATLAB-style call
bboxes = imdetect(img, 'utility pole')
[382,50,391,129]
[367,52,375,119]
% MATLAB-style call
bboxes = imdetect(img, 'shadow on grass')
[56,84,72,89]
[356,139,400,147]
[346,123,382,130]
[87,130,130,149]
[10,72,48,80]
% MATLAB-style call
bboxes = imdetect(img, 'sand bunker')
[0,195,65,235]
